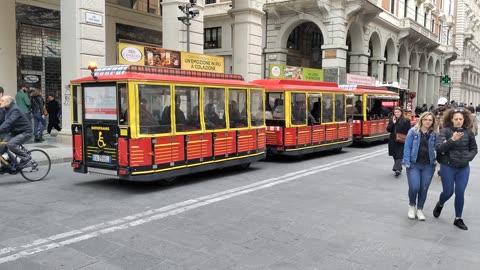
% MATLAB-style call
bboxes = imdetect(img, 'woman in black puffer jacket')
[433,108,478,230]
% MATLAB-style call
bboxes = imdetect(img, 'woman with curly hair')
[433,108,478,230]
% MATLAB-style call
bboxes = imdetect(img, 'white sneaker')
[416,209,426,221]
[408,206,416,219]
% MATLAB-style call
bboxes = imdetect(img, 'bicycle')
[0,142,51,181]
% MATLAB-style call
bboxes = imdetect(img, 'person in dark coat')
[386,107,411,176]
[46,95,61,135]
[433,108,478,230]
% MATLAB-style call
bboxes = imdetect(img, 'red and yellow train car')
[344,86,400,142]
[70,65,266,182]
[252,79,353,156]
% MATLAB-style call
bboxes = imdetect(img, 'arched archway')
[346,22,364,74]
[384,38,396,82]
[285,22,324,68]
[398,44,409,82]
[367,31,382,79]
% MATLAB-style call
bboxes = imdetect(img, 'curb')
[50,157,72,165]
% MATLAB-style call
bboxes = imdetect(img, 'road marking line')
[0,149,386,264]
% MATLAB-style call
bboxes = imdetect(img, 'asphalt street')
[0,141,479,270]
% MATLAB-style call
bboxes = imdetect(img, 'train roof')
[252,79,346,92]
[70,65,261,87]
[339,84,398,96]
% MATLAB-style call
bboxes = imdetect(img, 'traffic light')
[442,75,450,84]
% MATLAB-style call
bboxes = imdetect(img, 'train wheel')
[331,147,343,154]
[159,176,177,185]
[235,163,251,170]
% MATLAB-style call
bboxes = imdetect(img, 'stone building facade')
[1,0,480,142]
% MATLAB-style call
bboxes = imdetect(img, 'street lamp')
[178,0,200,52]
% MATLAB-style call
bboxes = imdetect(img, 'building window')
[204,27,221,49]
[390,0,395,14]
[115,0,161,15]
[431,19,435,32]
[206,0,216,4]
[415,5,418,21]
[404,0,408,17]
[424,13,427,27]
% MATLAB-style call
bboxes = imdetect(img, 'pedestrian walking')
[30,89,47,142]
[15,85,32,125]
[434,108,478,230]
[386,107,411,176]
[402,112,437,220]
[46,95,61,135]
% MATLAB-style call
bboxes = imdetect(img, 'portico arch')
[367,31,382,80]
[276,14,329,49]
[346,22,366,74]
[384,38,397,82]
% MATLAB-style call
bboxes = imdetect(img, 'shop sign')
[399,78,408,89]
[119,43,144,65]
[269,64,323,81]
[346,74,376,86]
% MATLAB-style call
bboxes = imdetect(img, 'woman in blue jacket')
[402,112,438,221]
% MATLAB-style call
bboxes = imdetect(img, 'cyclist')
[0,95,33,171]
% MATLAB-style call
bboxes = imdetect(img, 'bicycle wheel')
[20,149,51,182]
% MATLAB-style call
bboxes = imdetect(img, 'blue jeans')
[439,164,470,217]
[406,163,435,209]
[33,112,46,136]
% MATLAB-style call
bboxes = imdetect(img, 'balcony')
[445,15,454,27]
[438,10,446,21]
[423,0,435,11]
[399,18,438,43]
[431,7,440,16]
[203,1,232,17]
[416,0,426,5]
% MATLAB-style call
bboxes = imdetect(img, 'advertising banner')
[346,74,376,86]
[269,64,323,81]
[181,52,224,73]
[118,42,224,73]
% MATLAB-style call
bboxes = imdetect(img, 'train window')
[138,84,171,134]
[322,93,333,123]
[270,93,284,119]
[72,85,82,124]
[308,94,321,124]
[291,93,307,125]
[174,86,199,132]
[204,87,226,129]
[250,89,264,126]
[118,83,128,125]
[335,94,345,122]
[229,89,247,128]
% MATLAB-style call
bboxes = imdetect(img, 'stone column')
[434,74,441,104]
[426,72,435,106]
[59,0,106,143]
[369,57,385,82]
[398,65,410,84]
[409,68,419,107]
[162,0,204,53]
[0,1,17,95]
[348,51,369,75]
[418,71,428,105]
[385,61,398,82]
[229,2,264,81]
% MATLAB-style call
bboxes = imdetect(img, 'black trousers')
[392,158,403,172]
[47,118,61,134]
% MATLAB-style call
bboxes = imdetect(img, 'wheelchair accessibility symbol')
[98,131,106,148]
